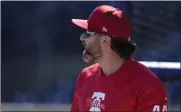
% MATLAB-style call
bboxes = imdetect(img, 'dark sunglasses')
[80,30,97,41]
[80,30,130,42]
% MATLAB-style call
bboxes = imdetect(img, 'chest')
[78,77,136,111]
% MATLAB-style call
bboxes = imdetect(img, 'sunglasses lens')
[80,31,95,40]
[80,32,90,40]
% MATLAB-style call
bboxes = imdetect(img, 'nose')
[82,40,86,48]
[80,33,85,41]
[80,36,84,41]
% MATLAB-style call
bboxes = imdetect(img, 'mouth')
[83,50,90,62]
[82,50,94,64]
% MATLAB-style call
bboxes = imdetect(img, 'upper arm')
[136,79,168,112]
[70,73,83,111]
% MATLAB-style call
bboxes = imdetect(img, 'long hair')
[110,37,136,59]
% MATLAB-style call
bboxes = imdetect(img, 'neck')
[99,52,125,76]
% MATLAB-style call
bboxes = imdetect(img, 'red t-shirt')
[71,58,168,111]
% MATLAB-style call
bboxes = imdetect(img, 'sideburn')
[92,38,103,61]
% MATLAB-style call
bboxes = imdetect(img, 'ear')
[104,36,111,45]
[100,36,111,48]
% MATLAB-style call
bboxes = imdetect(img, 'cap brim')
[71,19,88,30]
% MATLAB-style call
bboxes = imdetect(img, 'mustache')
[82,41,92,56]
[84,49,92,56]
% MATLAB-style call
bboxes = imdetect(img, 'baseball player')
[70,5,168,111]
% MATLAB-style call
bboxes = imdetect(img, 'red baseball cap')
[71,5,132,41]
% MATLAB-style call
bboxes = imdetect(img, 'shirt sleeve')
[70,89,79,111]
[70,73,83,112]
[136,80,168,112]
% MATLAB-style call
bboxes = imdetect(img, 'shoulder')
[75,63,100,87]
[78,63,100,80]
[131,59,159,81]
[82,63,100,74]
[131,60,166,93]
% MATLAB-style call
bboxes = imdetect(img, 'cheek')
[85,37,101,51]
[88,42,99,50]
[85,40,94,49]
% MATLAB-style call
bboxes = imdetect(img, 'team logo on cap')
[102,26,108,32]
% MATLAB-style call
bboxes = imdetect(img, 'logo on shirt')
[153,105,168,112]
[87,92,105,111]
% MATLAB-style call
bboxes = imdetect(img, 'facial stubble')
[83,39,103,67]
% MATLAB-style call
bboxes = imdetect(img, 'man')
[70,5,168,111]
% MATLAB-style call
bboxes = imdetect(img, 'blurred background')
[1,1,180,111]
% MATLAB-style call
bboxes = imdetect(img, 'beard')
[82,47,102,67]
[82,50,96,66]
